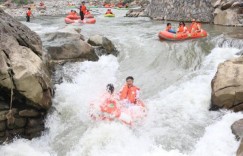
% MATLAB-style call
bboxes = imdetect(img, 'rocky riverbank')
[126,0,243,27]
[210,35,243,155]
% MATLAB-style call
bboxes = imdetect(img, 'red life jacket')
[26,10,31,16]
[80,5,87,13]
[120,85,139,104]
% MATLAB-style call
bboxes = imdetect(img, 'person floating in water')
[119,76,140,105]
[165,23,176,34]
[79,1,87,21]
[26,8,33,22]
[105,9,113,14]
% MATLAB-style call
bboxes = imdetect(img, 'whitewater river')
[1,9,243,156]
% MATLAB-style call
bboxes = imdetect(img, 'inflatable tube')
[158,30,207,41]
[65,18,96,24]
[90,96,147,125]
[104,4,111,8]
[83,18,96,24]
[84,14,94,18]
[66,15,80,20]
[104,14,115,17]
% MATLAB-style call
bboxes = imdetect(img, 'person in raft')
[119,76,140,106]
[105,9,113,14]
[189,19,201,33]
[86,10,91,15]
[165,23,176,34]
[26,8,33,22]
[177,21,188,33]
[79,1,87,21]
[39,1,44,6]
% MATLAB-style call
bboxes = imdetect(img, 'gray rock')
[27,118,44,128]
[0,121,6,131]
[43,31,98,61]
[88,35,119,56]
[19,109,40,117]
[7,118,27,129]
[0,8,42,56]
[25,125,44,134]
[211,57,243,112]
[232,119,243,140]
[0,111,8,121]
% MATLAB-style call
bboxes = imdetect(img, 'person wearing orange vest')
[119,76,140,105]
[165,23,176,34]
[177,21,188,33]
[189,19,201,33]
[79,1,87,21]
[26,8,33,22]
[105,9,113,14]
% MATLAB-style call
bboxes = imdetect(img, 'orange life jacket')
[178,25,184,33]
[190,22,201,32]
[80,5,87,13]
[120,85,139,104]
[26,10,31,16]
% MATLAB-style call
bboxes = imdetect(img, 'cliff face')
[146,0,214,22]
[145,0,243,26]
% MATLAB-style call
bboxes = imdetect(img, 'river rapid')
[1,9,243,156]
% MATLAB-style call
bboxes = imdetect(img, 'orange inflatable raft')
[84,14,94,18]
[65,15,96,24]
[158,30,208,41]
[90,95,147,125]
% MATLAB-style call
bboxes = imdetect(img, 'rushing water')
[1,9,243,156]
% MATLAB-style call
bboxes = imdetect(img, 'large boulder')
[211,57,243,112]
[42,27,98,62]
[0,8,52,143]
[213,0,243,26]
[0,37,52,109]
[0,8,52,110]
[88,35,119,57]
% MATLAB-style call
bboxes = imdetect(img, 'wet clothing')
[79,5,87,20]
[120,85,140,104]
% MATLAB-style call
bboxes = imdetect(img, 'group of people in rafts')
[66,1,114,22]
[165,19,202,34]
